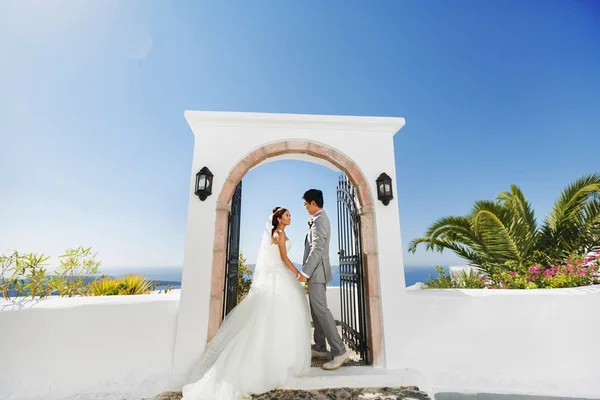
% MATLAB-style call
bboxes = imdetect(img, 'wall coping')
[0,290,181,312]
[5,284,598,312]
[405,284,600,297]
[185,111,406,134]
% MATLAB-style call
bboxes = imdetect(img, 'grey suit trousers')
[308,282,346,357]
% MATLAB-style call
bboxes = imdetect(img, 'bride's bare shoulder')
[272,230,280,244]
[272,230,286,244]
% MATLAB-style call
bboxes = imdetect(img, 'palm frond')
[540,173,600,256]
[408,215,489,266]
[471,200,524,264]
[544,173,600,231]
[409,173,600,272]
[497,184,537,237]
[497,185,538,261]
[579,198,600,252]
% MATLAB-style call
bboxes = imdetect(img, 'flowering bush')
[490,254,599,289]
[423,253,600,289]
[423,266,487,289]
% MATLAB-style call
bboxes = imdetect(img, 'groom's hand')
[297,274,308,283]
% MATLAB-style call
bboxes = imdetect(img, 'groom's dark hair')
[303,189,324,208]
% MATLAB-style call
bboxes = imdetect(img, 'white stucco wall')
[389,286,600,398]
[326,286,341,321]
[175,111,407,373]
[0,293,180,400]
[2,287,600,399]
[0,288,338,400]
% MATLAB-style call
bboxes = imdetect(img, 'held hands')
[296,273,308,283]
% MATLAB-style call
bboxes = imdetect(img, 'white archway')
[173,111,406,373]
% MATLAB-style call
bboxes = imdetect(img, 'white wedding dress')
[182,237,311,400]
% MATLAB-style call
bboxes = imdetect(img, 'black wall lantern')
[376,173,393,206]
[195,167,214,201]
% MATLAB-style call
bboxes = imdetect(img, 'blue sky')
[238,160,341,266]
[1,0,599,269]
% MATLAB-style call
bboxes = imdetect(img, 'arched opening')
[208,140,384,366]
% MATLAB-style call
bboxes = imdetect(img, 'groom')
[297,189,350,370]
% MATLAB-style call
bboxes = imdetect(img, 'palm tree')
[408,173,600,273]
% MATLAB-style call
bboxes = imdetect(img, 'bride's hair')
[271,207,288,237]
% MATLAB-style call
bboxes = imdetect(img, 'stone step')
[154,386,430,400]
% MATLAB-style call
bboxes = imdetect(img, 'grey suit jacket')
[302,210,333,284]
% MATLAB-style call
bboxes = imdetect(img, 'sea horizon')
[3,264,453,297]
[99,264,452,289]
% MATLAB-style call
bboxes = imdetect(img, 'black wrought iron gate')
[336,174,370,365]
[223,181,242,317]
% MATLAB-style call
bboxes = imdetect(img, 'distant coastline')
[4,265,449,297]
[100,264,450,289]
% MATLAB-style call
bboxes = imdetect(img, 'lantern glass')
[197,175,207,191]
[379,182,391,196]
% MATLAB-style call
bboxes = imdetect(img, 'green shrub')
[422,266,487,289]
[88,277,121,295]
[0,247,171,299]
[49,246,102,297]
[20,253,53,298]
[88,274,154,296]
[0,251,52,299]
[423,266,454,289]
[238,252,252,302]
[1,251,21,299]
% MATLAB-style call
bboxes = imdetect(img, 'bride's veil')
[250,213,275,291]
[186,212,274,383]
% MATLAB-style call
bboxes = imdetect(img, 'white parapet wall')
[386,285,600,399]
[2,286,600,399]
[0,288,339,400]
[0,292,181,400]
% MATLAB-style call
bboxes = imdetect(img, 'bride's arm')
[276,232,300,276]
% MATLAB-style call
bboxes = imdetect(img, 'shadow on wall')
[435,393,598,400]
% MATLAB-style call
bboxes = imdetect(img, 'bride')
[182,207,312,400]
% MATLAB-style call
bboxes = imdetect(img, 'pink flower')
[528,266,541,274]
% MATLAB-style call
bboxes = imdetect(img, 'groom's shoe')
[321,352,350,371]
[311,349,329,359]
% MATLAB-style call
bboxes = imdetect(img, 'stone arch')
[208,139,384,366]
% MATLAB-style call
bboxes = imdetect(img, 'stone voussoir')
[286,140,309,154]
[263,142,287,157]
[306,141,331,159]
[243,147,268,169]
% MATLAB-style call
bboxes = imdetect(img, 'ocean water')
[4,265,449,297]
[100,264,450,289]
[403,265,450,286]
